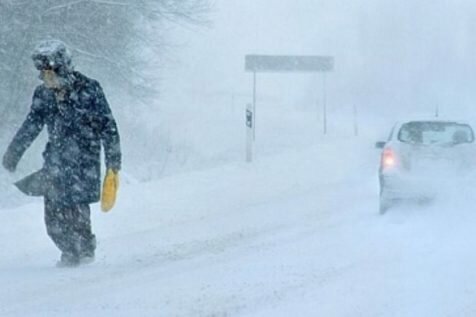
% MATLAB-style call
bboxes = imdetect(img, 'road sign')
[244,54,334,158]
[245,55,334,73]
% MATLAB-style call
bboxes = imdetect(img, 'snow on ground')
[2,132,476,316]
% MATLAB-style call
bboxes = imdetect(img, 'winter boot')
[79,250,95,265]
[56,252,80,268]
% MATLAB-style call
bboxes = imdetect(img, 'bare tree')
[0,0,212,129]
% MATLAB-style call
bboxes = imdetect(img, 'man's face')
[40,69,61,89]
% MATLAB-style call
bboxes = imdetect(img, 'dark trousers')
[44,197,96,258]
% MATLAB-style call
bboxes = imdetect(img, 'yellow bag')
[101,169,119,212]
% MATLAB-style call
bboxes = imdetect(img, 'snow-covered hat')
[31,39,73,73]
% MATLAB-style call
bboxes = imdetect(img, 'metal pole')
[323,72,327,135]
[253,72,256,140]
[253,71,257,140]
[231,92,235,114]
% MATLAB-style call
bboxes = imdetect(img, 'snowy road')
[2,139,476,316]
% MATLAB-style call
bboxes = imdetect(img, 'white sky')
[161,0,476,123]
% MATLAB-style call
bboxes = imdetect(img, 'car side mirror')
[375,141,386,149]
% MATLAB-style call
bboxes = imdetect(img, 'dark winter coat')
[4,71,121,205]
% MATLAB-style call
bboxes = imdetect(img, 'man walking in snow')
[2,39,121,267]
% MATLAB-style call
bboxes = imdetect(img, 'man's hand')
[2,152,17,172]
[101,169,119,212]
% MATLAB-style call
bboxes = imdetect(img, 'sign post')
[252,71,257,140]
[323,72,327,135]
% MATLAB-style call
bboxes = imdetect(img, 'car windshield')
[398,121,474,145]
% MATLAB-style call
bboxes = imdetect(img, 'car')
[375,119,476,214]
